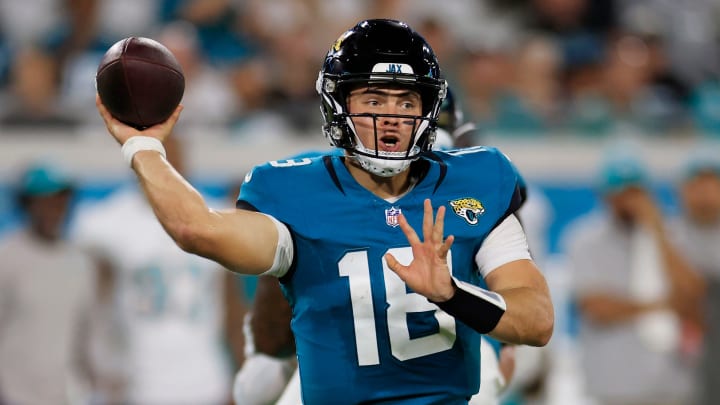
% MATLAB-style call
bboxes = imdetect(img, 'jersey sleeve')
[488,148,527,229]
[236,164,278,215]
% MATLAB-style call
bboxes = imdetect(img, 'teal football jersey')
[238,147,523,404]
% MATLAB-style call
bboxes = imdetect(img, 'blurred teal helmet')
[598,155,649,194]
[17,163,73,198]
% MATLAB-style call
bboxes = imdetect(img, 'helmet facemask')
[319,75,445,176]
[317,19,447,177]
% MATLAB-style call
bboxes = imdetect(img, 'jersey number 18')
[339,247,457,366]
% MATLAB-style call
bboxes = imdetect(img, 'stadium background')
[0,0,718,403]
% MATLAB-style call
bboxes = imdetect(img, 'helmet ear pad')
[318,83,355,150]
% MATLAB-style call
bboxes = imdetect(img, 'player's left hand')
[385,199,456,302]
[96,93,182,146]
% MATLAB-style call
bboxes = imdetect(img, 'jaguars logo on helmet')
[332,31,352,52]
[449,198,485,225]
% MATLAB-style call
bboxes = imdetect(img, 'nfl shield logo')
[385,206,402,227]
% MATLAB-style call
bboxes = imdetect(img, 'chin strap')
[353,154,412,177]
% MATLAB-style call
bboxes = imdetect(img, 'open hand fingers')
[423,199,451,251]
[439,235,454,259]
[433,204,446,245]
[422,199,434,243]
[384,252,408,280]
[400,200,453,250]
[397,212,421,246]
[432,203,454,259]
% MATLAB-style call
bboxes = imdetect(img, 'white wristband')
[121,136,166,167]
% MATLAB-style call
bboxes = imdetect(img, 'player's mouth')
[379,135,402,152]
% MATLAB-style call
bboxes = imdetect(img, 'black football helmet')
[436,87,481,148]
[316,19,447,176]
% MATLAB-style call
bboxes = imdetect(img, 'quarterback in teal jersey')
[233,88,519,405]
[97,19,553,404]
[239,147,521,404]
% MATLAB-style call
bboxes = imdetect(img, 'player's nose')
[378,114,401,127]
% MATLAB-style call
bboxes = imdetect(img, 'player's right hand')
[385,199,456,302]
[96,93,183,145]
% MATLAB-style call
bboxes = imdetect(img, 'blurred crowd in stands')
[0,0,718,139]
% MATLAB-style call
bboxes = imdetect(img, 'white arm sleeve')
[259,214,294,278]
[475,214,532,278]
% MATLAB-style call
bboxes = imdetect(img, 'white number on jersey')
[338,247,456,366]
[268,158,313,167]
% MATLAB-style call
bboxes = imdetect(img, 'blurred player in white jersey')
[72,136,245,405]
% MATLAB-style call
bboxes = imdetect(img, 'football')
[96,37,185,129]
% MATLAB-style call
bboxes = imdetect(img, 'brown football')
[96,37,185,129]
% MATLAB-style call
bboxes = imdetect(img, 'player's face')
[681,171,720,224]
[26,191,71,240]
[606,186,645,224]
[346,86,422,153]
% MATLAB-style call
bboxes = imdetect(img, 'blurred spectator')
[241,0,323,134]
[673,145,720,405]
[0,0,99,108]
[70,136,245,405]
[0,162,97,404]
[562,147,698,405]
[525,0,616,71]
[1,46,78,129]
[0,0,717,140]
[93,0,159,49]
[565,31,689,137]
[263,25,321,134]
[160,0,253,67]
[631,33,691,134]
[0,0,67,47]
[456,30,565,137]
[158,21,237,129]
[227,54,298,142]
[455,37,514,134]
[618,0,720,88]
[501,34,563,136]
[414,16,459,67]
